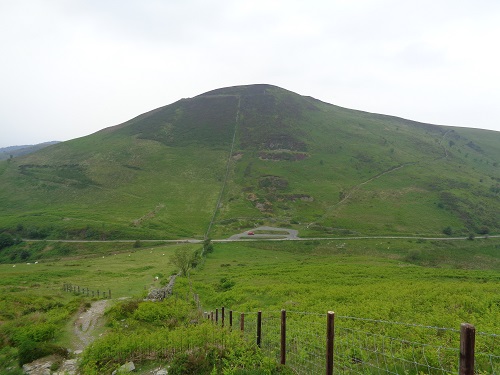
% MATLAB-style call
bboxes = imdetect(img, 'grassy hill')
[0,84,499,241]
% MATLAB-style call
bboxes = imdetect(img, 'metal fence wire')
[212,309,499,375]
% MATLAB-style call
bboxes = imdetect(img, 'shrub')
[442,226,453,236]
[477,226,490,235]
[0,232,15,250]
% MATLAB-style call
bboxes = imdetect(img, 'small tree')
[170,248,195,276]
[203,238,214,254]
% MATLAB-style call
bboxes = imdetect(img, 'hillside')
[0,84,499,241]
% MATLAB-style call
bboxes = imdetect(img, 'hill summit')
[0,84,499,240]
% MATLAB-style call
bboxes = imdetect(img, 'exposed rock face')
[146,274,178,301]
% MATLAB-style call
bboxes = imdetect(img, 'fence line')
[204,307,499,375]
[62,283,111,299]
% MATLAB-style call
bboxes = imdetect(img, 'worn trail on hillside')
[205,95,241,238]
[72,299,109,352]
[311,129,454,228]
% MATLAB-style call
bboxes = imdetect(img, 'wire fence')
[62,283,111,299]
[204,308,499,375]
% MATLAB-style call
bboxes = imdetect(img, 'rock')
[155,369,168,375]
[112,361,135,375]
[55,359,78,375]
[146,274,178,301]
[22,359,52,375]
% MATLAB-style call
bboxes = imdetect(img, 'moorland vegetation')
[0,84,499,373]
[0,84,499,241]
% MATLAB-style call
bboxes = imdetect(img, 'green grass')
[0,237,499,373]
[188,238,500,331]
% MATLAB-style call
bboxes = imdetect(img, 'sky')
[1,0,500,148]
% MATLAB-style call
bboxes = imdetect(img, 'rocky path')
[72,299,109,352]
[23,299,110,375]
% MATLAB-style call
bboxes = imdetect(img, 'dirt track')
[72,299,109,352]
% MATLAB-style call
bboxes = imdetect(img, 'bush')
[442,226,453,236]
[0,232,15,250]
[477,226,490,235]
[169,347,213,375]
[18,340,66,366]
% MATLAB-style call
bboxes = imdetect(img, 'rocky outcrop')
[22,357,77,375]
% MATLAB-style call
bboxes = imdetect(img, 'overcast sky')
[1,0,500,148]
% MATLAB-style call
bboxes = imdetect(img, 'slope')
[0,84,499,242]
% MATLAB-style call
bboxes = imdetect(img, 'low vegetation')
[0,237,498,373]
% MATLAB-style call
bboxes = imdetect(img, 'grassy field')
[0,238,499,373]
[189,238,500,331]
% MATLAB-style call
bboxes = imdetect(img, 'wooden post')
[221,307,225,328]
[109,289,111,299]
[326,311,335,375]
[240,313,245,332]
[216,308,219,324]
[281,309,287,365]
[460,323,475,375]
[229,310,233,329]
[77,286,80,293]
[97,290,100,298]
[210,311,214,322]
[257,311,262,348]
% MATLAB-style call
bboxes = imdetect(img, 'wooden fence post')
[109,289,111,299]
[229,310,233,329]
[222,307,225,328]
[216,308,219,324]
[257,311,262,348]
[240,313,245,332]
[460,323,475,375]
[210,311,214,322]
[326,311,335,375]
[281,309,287,365]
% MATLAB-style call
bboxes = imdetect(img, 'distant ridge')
[0,141,60,160]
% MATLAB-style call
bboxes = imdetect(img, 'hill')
[0,84,499,241]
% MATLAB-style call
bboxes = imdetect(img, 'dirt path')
[72,299,109,352]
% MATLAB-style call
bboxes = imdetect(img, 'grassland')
[0,237,499,373]
[189,238,500,330]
